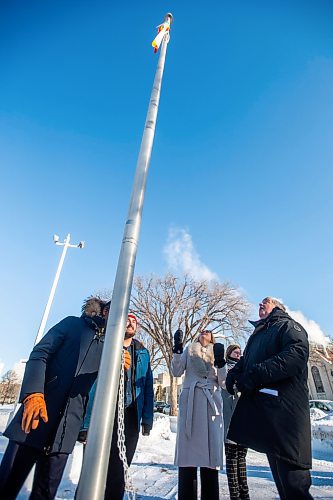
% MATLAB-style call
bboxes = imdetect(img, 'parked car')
[163,404,171,415]
[163,403,178,415]
[154,401,167,413]
[309,400,333,413]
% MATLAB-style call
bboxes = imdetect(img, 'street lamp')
[8,233,85,425]
[34,233,85,345]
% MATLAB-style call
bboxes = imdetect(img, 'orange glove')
[123,349,131,371]
[21,393,48,434]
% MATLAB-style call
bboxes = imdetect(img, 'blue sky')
[1,0,333,371]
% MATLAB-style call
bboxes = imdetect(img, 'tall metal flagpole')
[76,13,173,500]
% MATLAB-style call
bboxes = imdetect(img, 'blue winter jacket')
[82,338,154,432]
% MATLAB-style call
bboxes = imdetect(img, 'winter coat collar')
[249,307,291,329]
[130,338,146,351]
[227,357,238,369]
[188,342,215,378]
[82,315,106,334]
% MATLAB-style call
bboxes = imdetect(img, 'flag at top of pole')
[152,14,173,52]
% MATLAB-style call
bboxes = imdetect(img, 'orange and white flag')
[152,19,171,53]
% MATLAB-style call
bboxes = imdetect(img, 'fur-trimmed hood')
[81,296,110,317]
[187,342,215,378]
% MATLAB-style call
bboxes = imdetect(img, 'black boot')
[200,467,219,500]
[178,466,198,500]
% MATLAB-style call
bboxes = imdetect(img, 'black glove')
[226,371,237,395]
[235,371,259,395]
[213,343,226,368]
[173,329,184,354]
[142,423,152,436]
[77,430,87,444]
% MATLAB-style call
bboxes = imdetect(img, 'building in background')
[308,342,333,400]
[153,372,183,403]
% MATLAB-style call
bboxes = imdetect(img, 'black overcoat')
[227,308,312,469]
[4,315,104,454]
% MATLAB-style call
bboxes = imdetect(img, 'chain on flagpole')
[117,351,135,499]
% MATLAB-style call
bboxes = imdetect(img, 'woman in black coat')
[226,298,312,500]
[0,296,109,500]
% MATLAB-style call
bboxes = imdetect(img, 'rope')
[117,349,136,499]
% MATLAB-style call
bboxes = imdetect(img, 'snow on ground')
[1,411,333,499]
[311,408,328,421]
[312,412,333,461]
[127,414,333,500]
[0,405,14,431]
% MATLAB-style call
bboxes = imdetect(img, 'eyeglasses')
[201,330,211,335]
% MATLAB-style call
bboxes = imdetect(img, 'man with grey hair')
[226,296,312,499]
[260,296,286,313]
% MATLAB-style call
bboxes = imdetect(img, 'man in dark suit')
[0,296,112,500]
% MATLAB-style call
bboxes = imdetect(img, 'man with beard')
[80,313,153,500]
[226,297,313,500]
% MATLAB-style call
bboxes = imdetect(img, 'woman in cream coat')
[171,329,227,500]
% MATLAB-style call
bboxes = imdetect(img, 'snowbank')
[0,405,13,433]
[312,412,333,457]
[134,413,177,466]
[310,408,327,421]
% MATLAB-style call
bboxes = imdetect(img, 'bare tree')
[95,289,166,373]
[0,370,20,405]
[136,328,166,372]
[131,274,251,415]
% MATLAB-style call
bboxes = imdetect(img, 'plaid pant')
[225,442,250,500]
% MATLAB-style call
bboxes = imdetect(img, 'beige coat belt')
[184,379,219,439]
